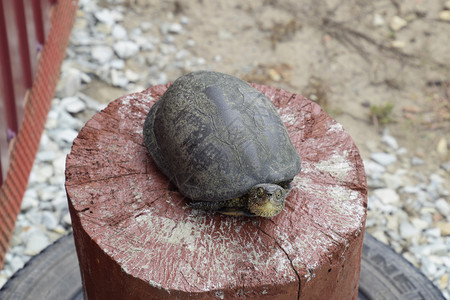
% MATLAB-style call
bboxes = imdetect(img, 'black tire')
[0,233,444,300]
[0,234,83,300]
[358,233,444,300]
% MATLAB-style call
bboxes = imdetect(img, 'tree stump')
[65,84,367,299]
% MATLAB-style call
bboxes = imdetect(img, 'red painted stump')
[65,84,367,299]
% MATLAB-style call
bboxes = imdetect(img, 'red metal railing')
[0,0,54,184]
[0,0,78,268]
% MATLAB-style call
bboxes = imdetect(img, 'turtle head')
[247,183,286,218]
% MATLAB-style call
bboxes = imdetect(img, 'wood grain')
[66,84,367,299]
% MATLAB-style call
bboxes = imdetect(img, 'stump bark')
[65,84,367,299]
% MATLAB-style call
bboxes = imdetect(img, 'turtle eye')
[275,190,281,199]
[257,187,264,197]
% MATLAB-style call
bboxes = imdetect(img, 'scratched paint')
[66,84,367,298]
[314,152,354,182]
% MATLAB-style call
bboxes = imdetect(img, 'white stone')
[53,225,67,235]
[164,35,174,43]
[38,185,60,202]
[140,21,152,32]
[373,13,385,26]
[39,133,58,151]
[0,274,8,289]
[428,174,445,199]
[8,256,24,273]
[130,27,142,36]
[164,35,175,44]
[111,69,129,87]
[112,24,127,40]
[411,156,424,166]
[168,23,183,34]
[403,185,421,194]
[365,218,377,228]
[50,128,79,145]
[367,195,381,210]
[435,198,450,216]
[96,64,110,82]
[36,150,56,162]
[373,188,400,204]
[430,173,444,185]
[23,189,38,199]
[386,215,399,232]
[39,201,52,211]
[424,228,441,238]
[399,220,420,239]
[439,10,450,22]
[91,45,114,64]
[391,40,405,49]
[194,57,206,65]
[45,116,58,130]
[21,196,39,212]
[52,195,68,211]
[55,68,83,97]
[421,257,438,277]
[218,29,232,40]
[113,41,139,59]
[390,16,407,31]
[402,252,418,266]
[125,69,140,82]
[34,164,53,183]
[133,37,154,51]
[61,96,86,114]
[186,39,196,47]
[24,229,50,255]
[77,92,108,112]
[160,44,176,55]
[381,132,398,149]
[410,218,429,231]
[63,212,72,226]
[80,72,91,83]
[382,173,403,190]
[175,49,190,60]
[70,29,91,47]
[41,211,59,230]
[363,159,386,174]
[148,72,167,86]
[180,16,189,25]
[24,209,41,225]
[371,152,397,166]
[53,154,67,176]
[57,110,82,130]
[94,9,116,26]
[397,147,408,155]
[110,59,125,69]
[371,230,389,244]
[127,84,146,93]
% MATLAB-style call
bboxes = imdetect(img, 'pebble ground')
[1,0,449,298]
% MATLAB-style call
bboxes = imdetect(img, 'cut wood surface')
[65,84,367,299]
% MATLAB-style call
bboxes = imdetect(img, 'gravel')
[365,131,450,297]
[1,1,449,298]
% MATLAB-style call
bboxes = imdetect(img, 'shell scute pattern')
[144,71,301,217]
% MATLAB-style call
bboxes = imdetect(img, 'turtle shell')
[143,71,301,202]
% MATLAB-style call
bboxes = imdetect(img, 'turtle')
[143,71,301,217]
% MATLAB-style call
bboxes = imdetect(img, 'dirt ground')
[90,0,450,173]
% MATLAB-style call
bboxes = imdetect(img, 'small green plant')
[369,102,395,126]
